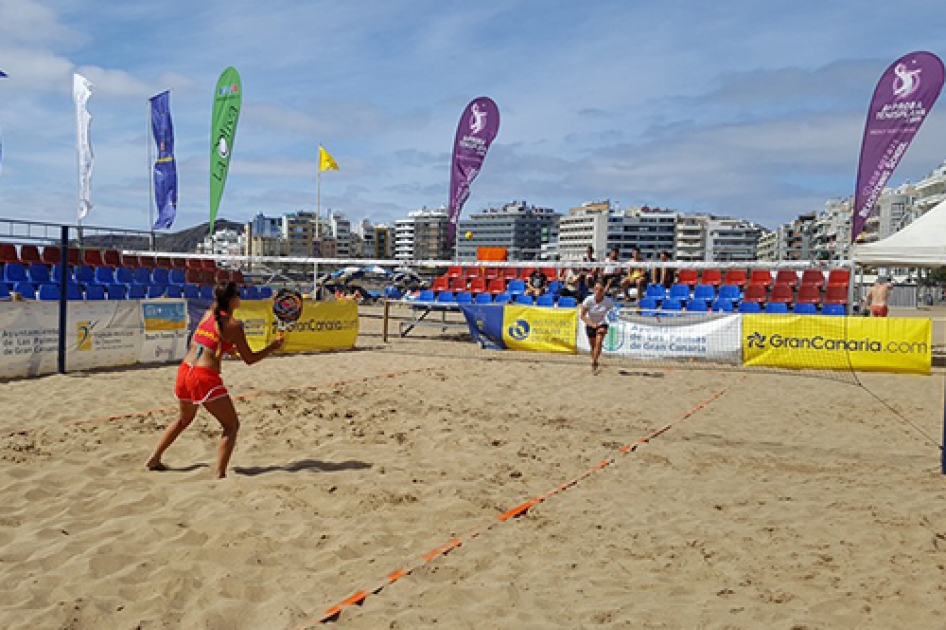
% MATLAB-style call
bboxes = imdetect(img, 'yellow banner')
[501,305,577,354]
[238,299,358,354]
[742,315,931,375]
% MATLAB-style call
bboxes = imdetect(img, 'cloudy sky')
[1,0,945,234]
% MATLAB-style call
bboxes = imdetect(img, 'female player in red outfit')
[146,281,284,478]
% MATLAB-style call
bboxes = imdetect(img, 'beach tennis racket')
[273,288,304,336]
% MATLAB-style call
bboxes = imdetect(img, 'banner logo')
[893,62,922,99]
[75,321,95,351]
[507,319,530,341]
[747,331,766,348]
[470,103,487,133]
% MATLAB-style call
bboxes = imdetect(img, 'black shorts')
[585,324,608,340]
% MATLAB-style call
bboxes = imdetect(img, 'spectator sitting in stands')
[619,247,648,300]
[653,250,675,289]
[580,245,598,288]
[601,247,623,295]
[525,268,549,297]
[559,266,582,299]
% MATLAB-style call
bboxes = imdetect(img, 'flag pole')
[316,144,322,241]
[147,96,155,245]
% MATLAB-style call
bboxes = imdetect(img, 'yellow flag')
[319,145,339,172]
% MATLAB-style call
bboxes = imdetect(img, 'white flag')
[73,73,94,220]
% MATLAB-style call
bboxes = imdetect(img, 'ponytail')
[211,281,239,358]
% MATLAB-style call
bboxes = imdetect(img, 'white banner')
[577,311,743,364]
[73,73,95,220]
[0,299,189,379]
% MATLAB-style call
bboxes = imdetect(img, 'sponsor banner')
[139,300,189,364]
[459,304,507,349]
[743,315,931,375]
[0,301,142,378]
[209,66,242,235]
[577,313,743,364]
[150,90,178,230]
[501,305,577,354]
[238,299,358,353]
[448,96,500,248]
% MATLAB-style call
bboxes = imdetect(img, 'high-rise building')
[608,206,677,260]
[557,201,612,261]
[456,200,560,261]
[394,207,449,260]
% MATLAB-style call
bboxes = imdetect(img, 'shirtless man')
[865,277,892,317]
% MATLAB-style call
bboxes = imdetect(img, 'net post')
[57,225,69,374]
[382,298,390,344]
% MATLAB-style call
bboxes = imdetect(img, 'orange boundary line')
[299,386,729,628]
[62,368,434,427]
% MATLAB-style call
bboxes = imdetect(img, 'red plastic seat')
[231,270,245,285]
[800,269,825,289]
[501,268,518,280]
[677,269,698,287]
[827,269,851,288]
[122,254,140,268]
[215,269,230,283]
[0,243,19,263]
[20,245,42,264]
[41,247,61,265]
[468,277,487,294]
[487,278,506,295]
[723,269,747,288]
[446,266,463,279]
[102,250,121,267]
[82,249,103,267]
[138,255,156,268]
[185,269,202,284]
[482,267,500,282]
[66,249,81,265]
[520,267,536,279]
[742,283,767,304]
[796,284,821,305]
[824,285,848,305]
[701,269,722,287]
[431,276,450,292]
[449,276,468,291]
[171,257,187,269]
[155,256,173,268]
[201,258,216,270]
[186,258,203,270]
[769,283,794,304]
[748,269,772,288]
[774,269,798,288]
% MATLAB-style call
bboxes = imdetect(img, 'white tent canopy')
[853,199,946,267]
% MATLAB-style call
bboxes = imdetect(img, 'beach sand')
[2,307,946,629]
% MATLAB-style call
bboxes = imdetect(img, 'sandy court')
[2,310,946,629]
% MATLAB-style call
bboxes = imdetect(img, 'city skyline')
[0,1,945,233]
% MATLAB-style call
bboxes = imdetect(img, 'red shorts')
[870,304,888,317]
[174,363,229,405]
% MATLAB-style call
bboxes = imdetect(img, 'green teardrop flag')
[209,66,242,235]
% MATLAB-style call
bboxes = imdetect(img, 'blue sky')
[1,0,945,233]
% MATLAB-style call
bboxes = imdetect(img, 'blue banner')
[150,91,178,230]
[459,304,507,350]
[0,70,6,78]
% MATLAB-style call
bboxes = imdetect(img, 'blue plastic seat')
[67,284,83,300]
[165,284,183,299]
[115,267,134,284]
[507,279,526,295]
[151,268,169,285]
[668,283,690,302]
[28,263,51,284]
[717,284,741,303]
[106,284,127,300]
[547,281,563,296]
[169,268,187,285]
[38,283,60,301]
[75,265,95,284]
[417,290,435,303]
[686,299,709,312]
[14,282,35,299]
[258,286,273,299]
[822,304,846,316]
[85,284,106,300]
[474,292,492,304]
[536,294,555,307]
[455,291,473,305]
[133,268,151,284]
[693,284,715,302]
[4,262,27,284]
[494,292,512,304]
[0,283,9,300]
[94,266,116,284]
[514,293,534,305]
[737,301,761,313]
[765,302,789,314]
[638,296,660,316]
[199,286,214,300]
[244,286,260,300]
[52,265,74,284]
[147,284,166,298]
[556,296,577,308]
[436,291,456,304]
[794,303,817,315]
[712,299,734,312]
[384,286,403,300]
[644,284,666,302]
[661,298,684,312]
[183,284,200,299]
[128,284,147,299]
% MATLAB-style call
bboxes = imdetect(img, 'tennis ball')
[465,231,473,240]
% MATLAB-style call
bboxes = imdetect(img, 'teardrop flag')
[852,51,944,241]
[150,91,178,230]
[209,67,242,235]
[448,97,500,248]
